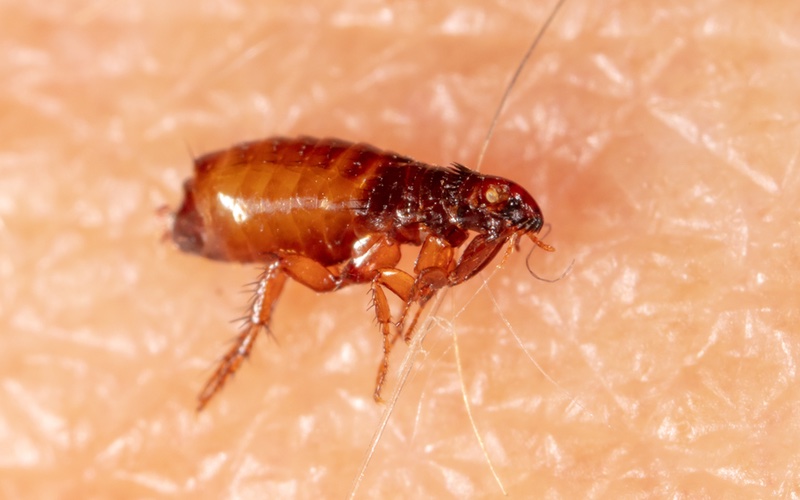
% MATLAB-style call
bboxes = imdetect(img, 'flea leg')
[197,257,286,411]
[400,267,448,343]
[369,269,415,402]
[396,235,508,344]
[369,237,455,399]
[370,283,392,403]
[396,236,455,343]
[448,234,508,285]
[282,248,415,403]
[198,254,343,410]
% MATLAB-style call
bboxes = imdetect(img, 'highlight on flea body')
[172,135,554,411]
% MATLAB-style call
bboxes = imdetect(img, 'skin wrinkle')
[2,0,799,497]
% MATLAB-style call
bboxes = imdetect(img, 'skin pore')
[3,0,799,497]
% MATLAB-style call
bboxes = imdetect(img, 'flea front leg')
[396,235,509,344]
[197,257,286,411]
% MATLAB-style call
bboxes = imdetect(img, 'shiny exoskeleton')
[172,135,553,410]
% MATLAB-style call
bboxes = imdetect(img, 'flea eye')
[485,186,499,203]
[483,184,509,205]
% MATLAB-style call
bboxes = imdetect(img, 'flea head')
[458,171,545,242]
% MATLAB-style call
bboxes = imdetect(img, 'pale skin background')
[2,0,799,497]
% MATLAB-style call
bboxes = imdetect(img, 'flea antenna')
[476,0,568,171]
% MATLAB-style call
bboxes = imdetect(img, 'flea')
[172,136,553,409]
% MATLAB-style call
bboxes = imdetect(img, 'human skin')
[2,0,799,497]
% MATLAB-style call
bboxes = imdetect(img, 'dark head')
[452,165,549,248]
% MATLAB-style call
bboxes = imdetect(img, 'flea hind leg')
[198,253,344,410]
[197,257,286,411]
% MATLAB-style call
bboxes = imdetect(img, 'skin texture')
[2,0,799,497]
